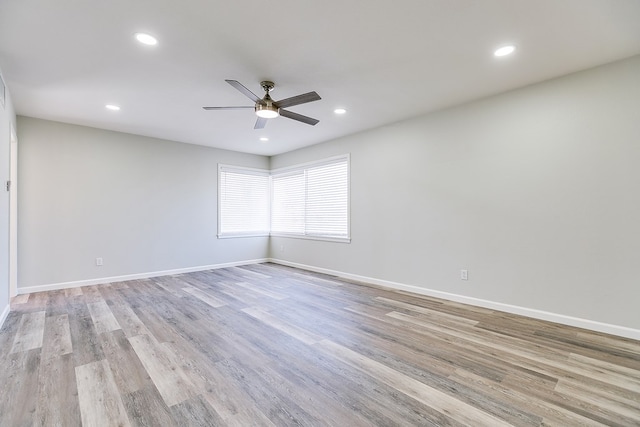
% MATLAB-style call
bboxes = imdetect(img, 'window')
[218,155,350,241]
[271,155,350,241]
[218,165,270,237]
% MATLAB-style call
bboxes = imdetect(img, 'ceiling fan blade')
[279,109,319,126]
[254,117,268,129]
[225,79,262,103]
[275,91,321,109]
[202,106,254,110]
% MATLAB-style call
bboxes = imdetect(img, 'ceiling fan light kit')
[203,79,321,129]
[255,104,279,118]
[255,82,279,118]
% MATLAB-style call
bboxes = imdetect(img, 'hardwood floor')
[1,263,639,426]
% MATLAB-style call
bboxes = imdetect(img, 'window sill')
[269,233,351,244]
[218,232,351,243]
[217,233,270,239]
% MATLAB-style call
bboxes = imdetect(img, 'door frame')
[9,123,17,297]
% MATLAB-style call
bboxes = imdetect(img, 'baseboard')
[269,258,640,341]
[17,258,269,295]
[15,257,640,341]
[0,303,10,330]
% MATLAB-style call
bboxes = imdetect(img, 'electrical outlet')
[280,244,284,252]
[461,269,468,280]
[96,257,103,266]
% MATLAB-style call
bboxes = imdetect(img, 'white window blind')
[218,165,270,237]
[271,155,349,241]
[271,171,305,234]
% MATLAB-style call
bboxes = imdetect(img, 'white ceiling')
[1,1,639,156]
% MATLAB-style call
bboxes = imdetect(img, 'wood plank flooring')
[1,263,639,426]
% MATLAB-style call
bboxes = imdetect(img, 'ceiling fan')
[203,80,321,129]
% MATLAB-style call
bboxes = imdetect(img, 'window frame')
[217,154,351,243]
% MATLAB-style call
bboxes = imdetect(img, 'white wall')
[17,118,269,290]
[0,69,17,326]
[270,55,640,334]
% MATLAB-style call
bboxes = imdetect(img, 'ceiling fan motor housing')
[256,82,279,118]
[255,95,279,118]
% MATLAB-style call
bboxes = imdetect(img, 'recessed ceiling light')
[334,108,347,115]
[135,32,158,46]
[259,137,269,142]
[494,45,516,57]
[105,104,121,111]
